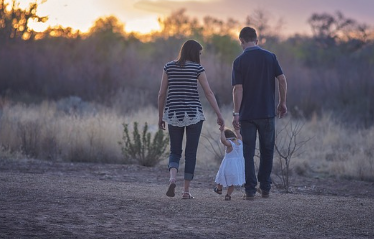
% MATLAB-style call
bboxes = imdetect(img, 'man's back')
[232,46,283,120]
[232,26,288,199]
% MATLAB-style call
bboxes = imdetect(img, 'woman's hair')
[176,39,202,66]
[224,128,237,139]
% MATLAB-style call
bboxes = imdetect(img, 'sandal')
[182,192,194,199]
[224,194,231,201]
[213,187,222,195]
[166,179,176,197]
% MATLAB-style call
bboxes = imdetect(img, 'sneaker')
[242,193,255,200]
[261,190,270,198]
[166,182,176,197]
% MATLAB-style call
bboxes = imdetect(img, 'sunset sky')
[12,0,374,35]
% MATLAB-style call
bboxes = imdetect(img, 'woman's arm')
[158,70,168,130]
[198,71,224,129]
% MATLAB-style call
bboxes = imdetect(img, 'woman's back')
[163,61,206,126]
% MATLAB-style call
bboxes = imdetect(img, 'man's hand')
[277,103,287,119]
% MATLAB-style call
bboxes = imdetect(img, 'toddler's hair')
[224,128,237,139]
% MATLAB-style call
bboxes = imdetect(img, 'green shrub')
[119,122,169,167]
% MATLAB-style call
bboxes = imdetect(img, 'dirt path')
[1,159,374,238]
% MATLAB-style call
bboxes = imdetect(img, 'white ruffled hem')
[163,108,205,127]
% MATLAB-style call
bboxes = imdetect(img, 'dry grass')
[298,113,374,181]
[0,100,373,181]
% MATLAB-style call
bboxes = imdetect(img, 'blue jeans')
[167,121,203,181]
[240,118,275,195]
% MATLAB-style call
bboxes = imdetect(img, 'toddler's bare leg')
[227,185,234,196]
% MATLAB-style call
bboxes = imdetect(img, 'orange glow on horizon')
[6,0,374,37]
[125,17,161,34]
[28,17,162,35]
[8,0,162,35]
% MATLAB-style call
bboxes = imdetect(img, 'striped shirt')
[163,60,206,127]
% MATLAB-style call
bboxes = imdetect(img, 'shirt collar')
[244,46,260,52]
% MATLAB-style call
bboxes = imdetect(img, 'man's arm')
[235,128,242,141]
[232,84,243,129]
[276,74,287,118]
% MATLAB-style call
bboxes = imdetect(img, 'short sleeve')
[197,65,204,77]
[232,58,243,86]
[273,54,283,77]
[163,62,169,74]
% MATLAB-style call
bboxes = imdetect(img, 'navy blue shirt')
[232,46,283,120]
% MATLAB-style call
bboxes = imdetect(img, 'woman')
[158,39,224,199]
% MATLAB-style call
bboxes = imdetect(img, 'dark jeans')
[167,121,203,181]
[240,118,275,195]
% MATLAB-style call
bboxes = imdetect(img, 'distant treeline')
[0,1,373,127]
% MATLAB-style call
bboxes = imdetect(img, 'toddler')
[214,127,245,200]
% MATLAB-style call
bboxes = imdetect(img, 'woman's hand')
[158,120,166,130]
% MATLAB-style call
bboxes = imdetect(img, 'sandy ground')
[1,159,374,239]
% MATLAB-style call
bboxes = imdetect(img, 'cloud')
[134,0,174,14]
[30,0,374,35]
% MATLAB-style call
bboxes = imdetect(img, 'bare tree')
[200,130,224,163]
[157,9,202,39]
[307,11,369,49]
[245,8,283,42]
[274,119,311,192]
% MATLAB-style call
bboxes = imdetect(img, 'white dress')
[214,139,245,187]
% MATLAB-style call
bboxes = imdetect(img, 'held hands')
[217,116,225,131]
[232,115,240,130]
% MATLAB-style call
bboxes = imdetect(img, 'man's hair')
[239,27,257,43]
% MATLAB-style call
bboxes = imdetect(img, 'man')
[232,27,287,199]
